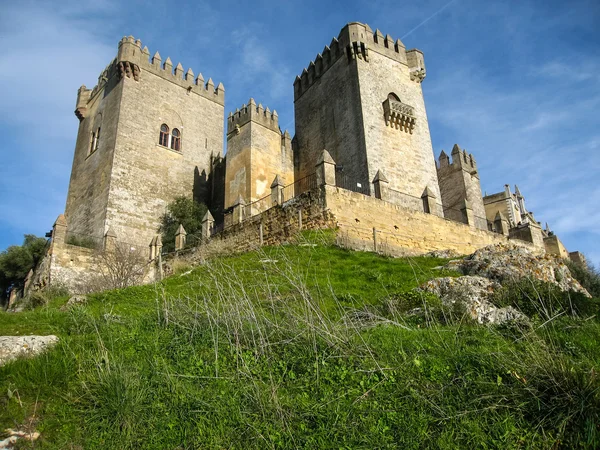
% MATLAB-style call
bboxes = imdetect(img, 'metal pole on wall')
[259,223,264,246]
[158,251,163,281]
[373,227,378,253]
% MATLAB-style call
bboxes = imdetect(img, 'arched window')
[171,128,181,151]
[159,124,169,147]
[388,92,400,102]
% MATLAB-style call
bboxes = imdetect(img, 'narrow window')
[90,131,96,154]
[94,127,101,152]
[171,128,181,151]
[159,124,169,147]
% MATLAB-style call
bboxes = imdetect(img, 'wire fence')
[335,171,371,195]
[64,231,104,250]
[385,187,425,211]
[243,194,272,218]
[282,173,318,203]
[64,231,148,253]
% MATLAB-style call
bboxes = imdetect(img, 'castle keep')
[31,22,581,293]
[66,36,224,248]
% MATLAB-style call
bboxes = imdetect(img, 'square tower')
[294,22,442,215]
[224,99,293,209]
[64,36,225,247]
[437,144,488,230]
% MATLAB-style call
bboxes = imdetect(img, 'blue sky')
[0,0,598,264]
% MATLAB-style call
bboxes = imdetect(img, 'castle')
[24,22,583,295]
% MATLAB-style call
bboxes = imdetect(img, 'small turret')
[227,98,280,135]
[75,85,92,121]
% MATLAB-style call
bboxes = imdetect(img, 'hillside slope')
[1,233,599,449]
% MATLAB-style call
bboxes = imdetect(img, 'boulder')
[449,243,590,297]
[419,276,527,325]
[0,336,59,366]
[60,294,87,311]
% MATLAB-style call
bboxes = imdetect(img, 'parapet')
[76,36,224,119]
[294,22,426,100]
[437,144,477,171]
[227,99,279,135]
[119,36,224,105]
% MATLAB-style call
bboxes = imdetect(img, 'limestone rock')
[0,429,40,449]
[424,249,461,259]
[419,276,527,325]
[0,335,59,366]
[60,294,87,311]
[453,243,590,297]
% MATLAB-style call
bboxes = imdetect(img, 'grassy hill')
[1,232,599,449]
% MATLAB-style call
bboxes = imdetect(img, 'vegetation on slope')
[0,235,48,306]
[1,231,599,449]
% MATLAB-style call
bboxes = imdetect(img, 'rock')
[452,243,590,297]
[419,276,528,325]
[60,294,87,311]
[0,429,40,449]
[424,249,461,259]
[0,335,59,366]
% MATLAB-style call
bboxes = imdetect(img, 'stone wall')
[180,182,543,268]
[174,189,335,264]
[65,76,123,241]
[544,235,569,259]
[323,185,538,256]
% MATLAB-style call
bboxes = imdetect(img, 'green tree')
[159,197,208,253]
[0,234,48,304]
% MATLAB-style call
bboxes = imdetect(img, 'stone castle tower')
[293,22,442,215]
[437,144,487,230]
[224,99,294,209]
[64,36,225,247]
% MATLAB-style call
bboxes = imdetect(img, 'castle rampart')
[227,98,279,135]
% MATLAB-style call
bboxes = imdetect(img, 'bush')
[0,234,48,305]
[566,260,600,298]
[492,278,598,320]
[159,196,208,253]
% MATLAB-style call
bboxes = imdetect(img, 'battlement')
[76,36,224,120]
[437,144,477,171]
[294,22,426,100]
[226,98,279,135]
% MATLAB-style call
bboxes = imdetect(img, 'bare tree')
[87,242,147,292]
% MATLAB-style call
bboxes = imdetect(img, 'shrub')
[565,260,600,298]
[0,234,48,305]
[159,196,208,253]
[492,278,597,320]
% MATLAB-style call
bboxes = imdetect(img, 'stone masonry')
[36,21,582,295]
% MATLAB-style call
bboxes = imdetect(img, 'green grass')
[1,233,599,449]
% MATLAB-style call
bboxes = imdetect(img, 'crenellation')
[185,68,194,82]
[115,37,225,105]
[163,57,173,73]
[227,98,279,135]
[174,62,184,78]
